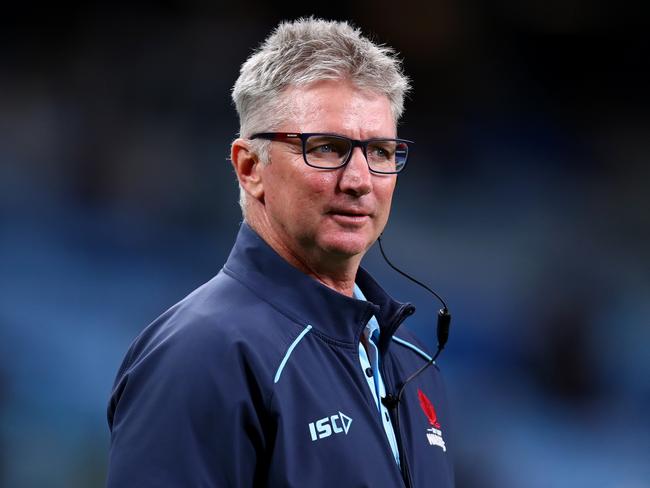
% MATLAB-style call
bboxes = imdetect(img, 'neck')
[246,213,361,297]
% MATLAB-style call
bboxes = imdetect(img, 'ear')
[231,138,265,202]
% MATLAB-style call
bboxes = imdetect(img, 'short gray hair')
[231,17,411,213]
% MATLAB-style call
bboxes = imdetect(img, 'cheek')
[376,179,397,212]
[265,166,335,220]
[304,172,336,199]
[288,168,337,206]
[263,171,293,218]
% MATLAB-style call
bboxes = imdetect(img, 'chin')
[320,231,373,258]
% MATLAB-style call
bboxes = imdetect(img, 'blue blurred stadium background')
[1,2,648,487]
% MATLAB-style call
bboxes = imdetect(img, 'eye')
[368,143,395,160]
[373,147,389,158]
[305,136,349,158]
[312,143,336,154]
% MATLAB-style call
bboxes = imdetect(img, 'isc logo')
[308,411,353,441]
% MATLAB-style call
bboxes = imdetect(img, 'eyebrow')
[305,132,400,140]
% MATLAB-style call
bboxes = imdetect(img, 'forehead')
[279,79,396,137]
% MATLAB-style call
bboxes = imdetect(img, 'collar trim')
[223,223,415,345]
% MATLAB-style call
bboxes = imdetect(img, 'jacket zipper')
[382,304,415,488]
[381,362,412,488]
[357,312,405,487]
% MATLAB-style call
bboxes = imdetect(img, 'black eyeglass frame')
[249,132,413,174]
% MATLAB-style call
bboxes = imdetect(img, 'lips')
[327,207,372,226]
[327,207,372,217]
[331,211,370,217]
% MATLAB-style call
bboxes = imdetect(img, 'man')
[107,18,454,487]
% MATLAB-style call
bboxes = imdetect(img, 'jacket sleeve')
[106,323,269,487]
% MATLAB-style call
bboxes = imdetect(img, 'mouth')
[327,208,372,225]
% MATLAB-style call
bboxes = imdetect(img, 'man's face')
[258,79,398,268]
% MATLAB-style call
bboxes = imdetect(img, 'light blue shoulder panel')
[274,325,313,384]
[391,336,434,363]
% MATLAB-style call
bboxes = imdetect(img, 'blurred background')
[1,1,648,487]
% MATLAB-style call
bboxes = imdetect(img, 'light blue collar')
[353,284,380,341]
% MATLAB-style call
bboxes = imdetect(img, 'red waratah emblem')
[417,389,441,429]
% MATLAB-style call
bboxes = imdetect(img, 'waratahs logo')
[417,389,446,452]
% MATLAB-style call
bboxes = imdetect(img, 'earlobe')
[231,139,265,201]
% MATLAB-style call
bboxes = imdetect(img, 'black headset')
[377,234,452,488]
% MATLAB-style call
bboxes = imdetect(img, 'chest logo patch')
[417,389,447,452]
[308,411,353,441]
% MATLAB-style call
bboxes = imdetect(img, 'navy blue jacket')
[107,224,454,487]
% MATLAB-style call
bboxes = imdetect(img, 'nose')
[338,147,372,196]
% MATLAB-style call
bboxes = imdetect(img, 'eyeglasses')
[249,132,412,174]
